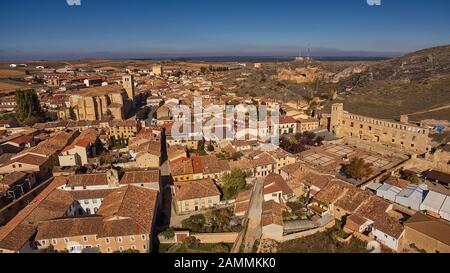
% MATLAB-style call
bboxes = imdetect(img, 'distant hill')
[331,45,450,121]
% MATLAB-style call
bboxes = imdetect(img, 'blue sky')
[1,0,450,60]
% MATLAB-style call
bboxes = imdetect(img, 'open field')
[0,69,26,78]
[0,80,28,94]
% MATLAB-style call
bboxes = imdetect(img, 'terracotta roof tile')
[264,173,293,196]
[174,179,221,201]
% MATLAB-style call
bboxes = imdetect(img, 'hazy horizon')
[1,0,450,61]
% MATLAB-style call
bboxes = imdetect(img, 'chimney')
[400,115,409,124]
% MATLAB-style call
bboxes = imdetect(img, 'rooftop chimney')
[400,115,409,124]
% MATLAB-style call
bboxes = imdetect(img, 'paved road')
[241,178,264,253]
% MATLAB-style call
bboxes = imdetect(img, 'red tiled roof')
[264,173,293,196]
[191,156,203,174]
[173,179,221,201]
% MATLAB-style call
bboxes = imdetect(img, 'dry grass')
[0,81,24,92]
[0,69,26,78]
[333,75,450,121]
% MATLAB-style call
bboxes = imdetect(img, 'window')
[143,244,147,250]
[107,248,111,253]
[105,238,110,244]
[95,235,99,240]
[130,236,135,241]
[141,235,146,240]
[18,164,22,168]
[52,239,57,245]
[92,199,98,204]
[131,245,136,250]
[119,246,124,252]
[83,236,88,242]
[117,237,123,243]
[41,240,47,246]
[84,200,90,204]
[64,238,69,243]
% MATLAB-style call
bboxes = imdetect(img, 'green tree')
[136,106,152,120]
[160,229,175,240]
[207,144,215,152]
[221,168,247,199]
[183,236,200,249]
[182,214,206,233]
[288,135,298,145]
[407,175,421,184]
[346,158,373,180]
[69,107,77,120]
[212,243,230,253]
[15,89,43,124]
[197,139,205,152]
[42,245,58,253]
[231,151,243,161]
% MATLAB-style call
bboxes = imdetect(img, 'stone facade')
[330,103,431,154]
[69,76,135,121]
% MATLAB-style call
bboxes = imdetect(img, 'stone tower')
[330,103,344,136]
[152,65,163,76]
[122,75,135,101]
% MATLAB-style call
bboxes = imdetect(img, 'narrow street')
[155,131,172,231]
[241,178,264,253]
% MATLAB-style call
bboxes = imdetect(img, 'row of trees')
[108,136,128,150]
[200,66,230,74]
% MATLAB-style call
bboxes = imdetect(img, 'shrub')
[183,236,200,249]
[212,243,230,253]
[160,229,175,240]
